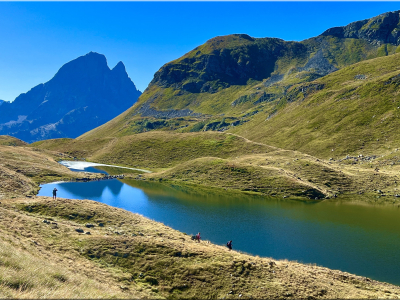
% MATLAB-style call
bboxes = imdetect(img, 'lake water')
[38,163,400,286]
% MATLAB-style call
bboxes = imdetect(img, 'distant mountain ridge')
[0,52,141,143]
[0,100,5,106]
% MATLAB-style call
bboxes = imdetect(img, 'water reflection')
[68,166,108,174]
[38,177,400,286]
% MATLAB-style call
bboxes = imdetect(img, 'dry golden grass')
[0,198,151,299]
[0,135,27,146]
[0,196,399,299]
[0,239,132,299]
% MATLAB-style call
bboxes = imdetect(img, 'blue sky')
[1,2,400,101]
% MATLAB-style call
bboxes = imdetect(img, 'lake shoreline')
[38,174,400,287]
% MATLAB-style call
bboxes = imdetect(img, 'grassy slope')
[80,48,400,162]
[2,196,400,299]
[32,132,275,169]
[79,33,391,141]
[146,157,326,199]
[30,131,400,202]
[0,135,27,146]
[0,145,99,199]
[31,132,337,199]
[145,149,400,203]
[231,53,400,158]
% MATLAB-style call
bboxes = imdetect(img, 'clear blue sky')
[1,2,400,101]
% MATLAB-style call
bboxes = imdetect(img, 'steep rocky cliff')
[0,52,141,142]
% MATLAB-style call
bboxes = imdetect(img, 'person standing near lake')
[196,232,201,242]
[52,188,58,200]
[227,240,232,250]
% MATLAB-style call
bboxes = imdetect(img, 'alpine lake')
[38,161,400,286]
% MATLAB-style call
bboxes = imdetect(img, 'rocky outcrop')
[321,11,400,45]
[150,35,308,93]
[299,49,338,76]
[285,83,325,103]
[0,52,141,142]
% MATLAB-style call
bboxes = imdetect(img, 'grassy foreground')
[1,142,400,298]
[1,196,400,299]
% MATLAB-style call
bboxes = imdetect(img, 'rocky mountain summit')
[0,52,141,142]
[321,10,400,45]
[149,35,308,93]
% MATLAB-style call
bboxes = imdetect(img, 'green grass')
[31,131,275,170]
[146,157,325,200]
[30,128,400,202]
[231,53,400,158]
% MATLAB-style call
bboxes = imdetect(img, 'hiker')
[52,188,58,200]
[196,232,201,242]
[227,240,232,250]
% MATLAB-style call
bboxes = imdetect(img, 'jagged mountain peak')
[66,51,108,68]
[51,52,110,83]
[112,61,127,73]
[0,53,142,142]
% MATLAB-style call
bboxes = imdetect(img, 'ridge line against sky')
[1,2,400,102]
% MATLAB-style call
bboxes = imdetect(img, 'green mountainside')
[231,53,400,158]
[81,10,400,154]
